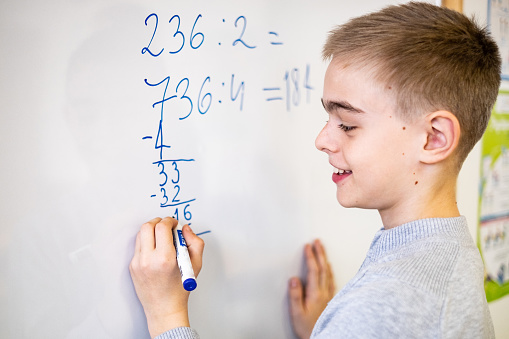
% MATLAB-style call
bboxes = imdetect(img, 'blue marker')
[173,221,197,291]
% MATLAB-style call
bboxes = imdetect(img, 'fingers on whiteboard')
[305,242,321,293]
[311,239,335,296]
[288,275,314,339]
[288,276,305,310]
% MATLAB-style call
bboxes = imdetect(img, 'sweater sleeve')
[154,327,200,339]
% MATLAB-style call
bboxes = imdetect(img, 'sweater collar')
[368,216,469,260]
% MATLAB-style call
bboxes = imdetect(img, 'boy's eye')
[339,123,356,132]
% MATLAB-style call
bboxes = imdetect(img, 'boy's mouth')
[332,167,352,184]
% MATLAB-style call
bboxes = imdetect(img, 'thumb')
[182,224,205,276]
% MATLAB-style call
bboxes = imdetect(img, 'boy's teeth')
[335,168,352,174]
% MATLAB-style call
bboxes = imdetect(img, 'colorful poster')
[489,0,509,80]
[478,90,509,302]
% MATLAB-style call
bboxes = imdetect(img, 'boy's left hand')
[288,239,335,339]
[129,217,204,339]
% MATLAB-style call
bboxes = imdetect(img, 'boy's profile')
[129,2,501,338]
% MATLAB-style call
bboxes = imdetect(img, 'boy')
[129,2,500,338]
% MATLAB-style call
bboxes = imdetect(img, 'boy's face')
[317,58,423,213]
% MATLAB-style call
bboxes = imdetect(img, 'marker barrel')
[173,222,197,291]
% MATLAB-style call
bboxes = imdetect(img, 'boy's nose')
[315,123,336,154]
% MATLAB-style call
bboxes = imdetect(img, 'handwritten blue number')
[144,76,171,120]
[160,188,169,206]
[230,74,245,111]
[184,204,192,221]
[233,16,256,49]
[172,185,181,203]
[158,163,168,187]
[190,15,204,49]
[171,161,180,184]
[170,78,193,120]
[169,15,185,54]
[304,64,313,103]
[155,120,171,159]
[198,77,212,114]
[291,68,300,106]
[142,13,164,57]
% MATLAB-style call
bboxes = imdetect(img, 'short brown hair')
[323,1,501,167]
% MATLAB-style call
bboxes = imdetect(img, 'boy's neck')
[379,167,460,229]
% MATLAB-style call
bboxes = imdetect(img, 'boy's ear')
[420,111,461,164]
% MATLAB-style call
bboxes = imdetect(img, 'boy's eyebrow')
[321,98,365,114]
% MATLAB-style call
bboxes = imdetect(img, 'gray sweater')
[312,216,494,338]
[157,216,494,339]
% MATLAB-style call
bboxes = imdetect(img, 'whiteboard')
[0,1,438,338]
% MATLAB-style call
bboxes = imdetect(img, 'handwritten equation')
[140,11,316,222]
[141,13,283,55]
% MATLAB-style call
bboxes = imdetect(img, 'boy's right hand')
[288,240,335,339]
[129,217,205,339]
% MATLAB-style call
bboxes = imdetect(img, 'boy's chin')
[336,195,371,210]
[336,196,359,209]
